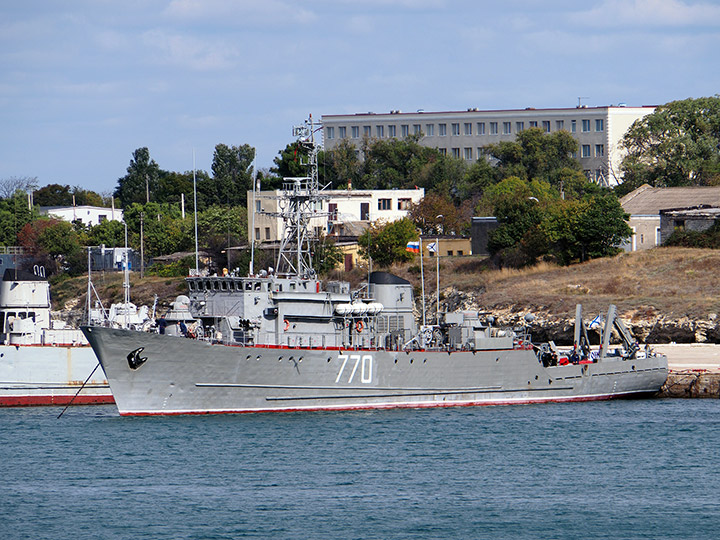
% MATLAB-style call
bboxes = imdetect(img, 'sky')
[1,0,719,195]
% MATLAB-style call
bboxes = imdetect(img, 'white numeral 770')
[335,354,373,384]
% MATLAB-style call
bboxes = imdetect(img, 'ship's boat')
[0,267,112,406]
[81,116,668,416]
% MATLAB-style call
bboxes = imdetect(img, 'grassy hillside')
[51,247,720,321]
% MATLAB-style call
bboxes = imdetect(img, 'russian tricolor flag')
[406,241,420,253]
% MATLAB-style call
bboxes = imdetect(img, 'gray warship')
[82,116,668,416]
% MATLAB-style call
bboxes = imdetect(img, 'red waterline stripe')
[119,393,624,416]
[0,394,115,407]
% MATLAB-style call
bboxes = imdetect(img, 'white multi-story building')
[39,205,123,227]
[322,105,655,186]
[247,188,424,243]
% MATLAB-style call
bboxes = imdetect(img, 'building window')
[451,148,460,158]
[464,122,472,135]
[464,147,473,160]
[376,125,384,138]
[426,124,435,136]
[571,151,578,159]
[595,169,603,182]
[363,126,371,136]
[438,148,447,156]
[490,122,498,135]
[457,250,463,256]
[516,121,524,132]
[378,198,391,210]
[338,126,346,138]
[413,124,422,134]
[452,123,460,136]
[583,169,591,179]
[596,119,604,132]
[265,227,271,240]
[439,123,447,136]
[556,120,564,130]
[503,122,511,134]
[595,144,605,157]
[571,120,576,133]
[582,119,590,132]
[401,125,409,137]
[529,121,538,128]
[255,200,261,212]
[447,250,453,256]
[388,125,396,137]
[326,127,335,139]
[255,228,260,240]
[329,202,338,220]
[542,121,551,133]
[477,122,485,135]
[398,198,411,210]
[351,126,359,138]
[98,215,107,222]
[582,144,591,158]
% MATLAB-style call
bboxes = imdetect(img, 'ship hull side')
[83,327,668,416]
[0,345,113,406]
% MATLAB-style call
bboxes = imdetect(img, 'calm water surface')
[1,399,719,540]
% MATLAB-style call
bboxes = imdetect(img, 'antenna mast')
[274,114,328,278]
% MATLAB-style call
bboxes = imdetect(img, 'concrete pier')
[653,344,720,398]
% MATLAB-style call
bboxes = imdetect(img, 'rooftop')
[620,184,720,215]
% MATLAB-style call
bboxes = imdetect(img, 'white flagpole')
[420,237,426,327]
[436,236,440,324]
[193,150,199,274]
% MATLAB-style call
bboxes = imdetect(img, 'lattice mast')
[274,114,328,278]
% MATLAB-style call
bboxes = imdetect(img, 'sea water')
[1,399,719,540]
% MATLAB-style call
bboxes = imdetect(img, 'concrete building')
[322,105,655,186]
[620,184,720,251]
[659,206,720,244]
[39,205,123,227]
[247,188,424,243]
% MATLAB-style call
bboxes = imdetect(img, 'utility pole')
[140,212,144,279]
[145,174,150,203]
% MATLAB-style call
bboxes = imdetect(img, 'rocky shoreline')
[434,287,720,345]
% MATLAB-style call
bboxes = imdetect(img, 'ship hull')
[0,344,113,407]
[83,327,668,416]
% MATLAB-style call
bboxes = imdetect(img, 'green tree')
[407,193,461,235]
[196,205,248,261]
[210,143,255,206]
[488,127,580,189]
[33,184,73,206]
[323,138,362,189]
[0,192,38,246]
[114,147,161,207]
[358,218,418,268]
[542,194,632,265]
[310,236,343,275]
[17,219,85,275]
[87,219,125,248]
[618,96,720,195]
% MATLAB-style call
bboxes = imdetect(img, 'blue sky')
[1,0,719,195]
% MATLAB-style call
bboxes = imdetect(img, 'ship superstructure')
[0,267,112,406]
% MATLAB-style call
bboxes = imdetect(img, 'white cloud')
[571,0,720,28]
[164,0,317,26]
[141,30,241,70]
